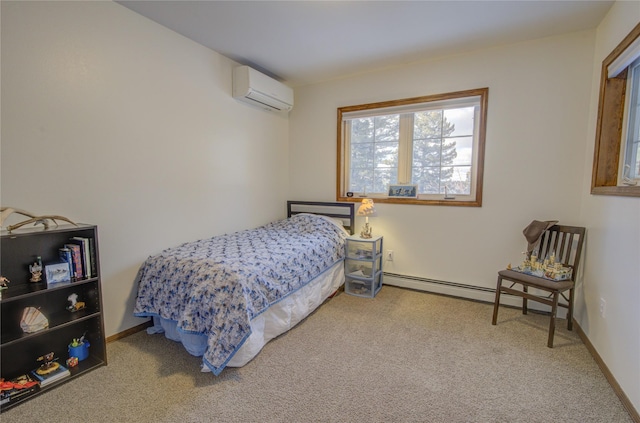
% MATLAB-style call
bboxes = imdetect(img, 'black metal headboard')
[287,201,355,235]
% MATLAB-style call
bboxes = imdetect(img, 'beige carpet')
[1,286,632,423]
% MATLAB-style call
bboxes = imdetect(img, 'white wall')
[290,8,639,412]
[1,1,290,336]
[290,30,595,299]
[579,1,640,412]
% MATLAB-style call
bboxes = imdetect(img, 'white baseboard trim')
[383,272,566,318]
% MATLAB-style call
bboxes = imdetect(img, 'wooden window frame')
[336,88,488,207]
[591,22,640,197]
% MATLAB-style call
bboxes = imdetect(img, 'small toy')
[29,257,43,282]
[69,335,85,348]
[514,249,573,281]
[35,352,60,375]
[0,375,38,391]
[66,293,86,312]
[68,333,90,361]
[66,357,79,368]
[0,276,9,289]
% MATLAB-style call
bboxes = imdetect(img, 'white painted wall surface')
[1,1,290,337]
[290,9,639,412]
[290,30,594,295]
[579,1,640,412]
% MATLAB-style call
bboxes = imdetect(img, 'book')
[68,237,91,278]
[30,363,70,387]
[65,243,83,279]
[77,237,91,278]
[58,247,73,279]
[88,237,97,278]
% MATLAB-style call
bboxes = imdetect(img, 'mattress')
[147,260,344,370]
[133,213,347,374]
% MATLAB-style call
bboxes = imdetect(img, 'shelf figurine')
[20,306,48,333]
[66,293,85,312]
[29,257,43,282]
[35,352,60,376]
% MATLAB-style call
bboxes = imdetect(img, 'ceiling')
[116,0,614,87]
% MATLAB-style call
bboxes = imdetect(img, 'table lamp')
[357,199,377,239]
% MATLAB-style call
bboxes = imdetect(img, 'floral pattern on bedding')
[133,214,347,375]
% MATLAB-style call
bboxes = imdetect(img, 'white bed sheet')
[147,260,345,371]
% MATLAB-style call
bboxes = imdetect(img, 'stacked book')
[30,363,70,387]
[57,236,97,281]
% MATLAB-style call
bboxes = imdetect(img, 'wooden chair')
[492,224,586,347]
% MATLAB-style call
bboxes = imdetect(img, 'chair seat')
[498,269,574,291]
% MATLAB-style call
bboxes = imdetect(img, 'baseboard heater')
[383,272,561,316]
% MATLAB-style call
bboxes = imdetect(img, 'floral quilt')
[133,213,347,375]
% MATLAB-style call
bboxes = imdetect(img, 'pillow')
[296,213,349,234]
[326,216,349,234]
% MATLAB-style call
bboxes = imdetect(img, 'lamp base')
[360,222,372,239]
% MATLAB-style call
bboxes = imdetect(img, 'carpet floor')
[1,286,632,423]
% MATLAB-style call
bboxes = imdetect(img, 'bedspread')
[133,213,347,375]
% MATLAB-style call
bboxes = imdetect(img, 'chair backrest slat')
[558,233,568,261]
[534,225,585,281]
[551,232,560,258]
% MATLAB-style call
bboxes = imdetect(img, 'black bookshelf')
[0,224,106,411]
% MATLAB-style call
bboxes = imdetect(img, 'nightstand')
[344,235,383,298]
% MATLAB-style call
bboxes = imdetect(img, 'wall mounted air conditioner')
[232,66,294,113]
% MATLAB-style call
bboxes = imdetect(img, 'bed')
[133,201,354,375]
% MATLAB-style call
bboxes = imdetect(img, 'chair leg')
[548,292,559,348]
[492,276,503,325]
[567,288,574,331]
[522,285,528,315]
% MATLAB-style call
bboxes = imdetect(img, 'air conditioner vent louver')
[232,66,293,113]
[245,90,288,111]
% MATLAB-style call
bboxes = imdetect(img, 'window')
[621,57,640,185]
[592,22,640,197]
[337,88,488,206]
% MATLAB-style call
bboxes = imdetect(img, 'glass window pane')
[448,166,472,195]
[413,167,441,194]
[444,106,475,137]
[351,118,374,143]
[633,146,640,178]
[374,115,399,142]
[439,166,455,185]
[439,138,458,169]
[350,143,374,167]
[413,139,442,167]
[413,110,443,139]
[350,168,373,193]
[374,168,396,192]
[624,59,640,182]
[375,142,398,168]
[449,136,473,166]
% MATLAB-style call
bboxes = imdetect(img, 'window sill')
[337,196,482,207]
[591,185,640,197]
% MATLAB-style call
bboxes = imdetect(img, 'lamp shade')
[356,199,377,217]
